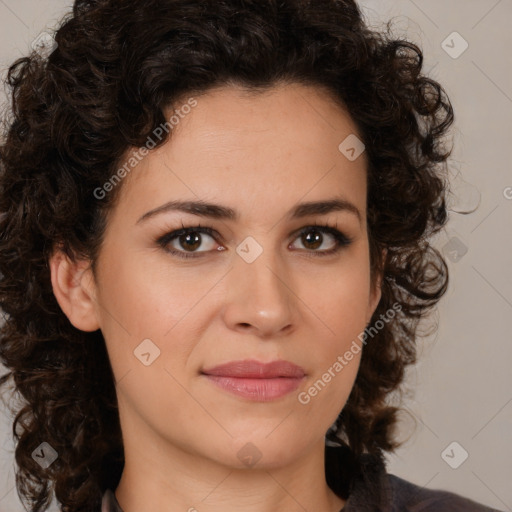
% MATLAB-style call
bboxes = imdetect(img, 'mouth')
[201,359,306,401]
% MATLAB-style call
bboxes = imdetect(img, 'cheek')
[97,248,209,336]
[299,262,372,340]
[299,284,366,422]
[298,341,361,434]
[295,258,371,402]
[94,248,223,387]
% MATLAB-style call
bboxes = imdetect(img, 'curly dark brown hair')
[0,0,454,510]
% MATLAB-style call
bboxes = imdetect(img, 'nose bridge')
[223,234,295,335]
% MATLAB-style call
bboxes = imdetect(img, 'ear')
[366,248,387,324]
[49,249,100,332]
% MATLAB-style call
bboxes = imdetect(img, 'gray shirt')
[100,443,502,511]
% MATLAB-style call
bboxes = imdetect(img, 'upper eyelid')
[157,224,349,247]
[162,224,344,236]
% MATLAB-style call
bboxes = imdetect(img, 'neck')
[114,430,346,512]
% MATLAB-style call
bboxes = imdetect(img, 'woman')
[0,0,501,511]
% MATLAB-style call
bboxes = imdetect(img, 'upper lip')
[201,359,306,378]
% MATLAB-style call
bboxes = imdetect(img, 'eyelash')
[156,222,353,260]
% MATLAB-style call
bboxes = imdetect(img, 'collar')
[325,441,392,512]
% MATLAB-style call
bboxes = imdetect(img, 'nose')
[221,242,296,338]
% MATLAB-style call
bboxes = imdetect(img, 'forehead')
[117,82,368,223]
[167,81,362,149]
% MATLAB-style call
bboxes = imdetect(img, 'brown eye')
[290,225,352,256]
[157,226,220,259]
[300,229,330,250]
[177,232,203,252]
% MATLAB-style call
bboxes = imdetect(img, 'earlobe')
[49,249,100,332]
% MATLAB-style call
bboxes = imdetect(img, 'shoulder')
[385,472,502,512]
[325,443,502,512]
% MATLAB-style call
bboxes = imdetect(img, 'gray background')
[0,1,511,511]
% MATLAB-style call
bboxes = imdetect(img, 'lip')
[202,359,306,378]
[201,359,306,401]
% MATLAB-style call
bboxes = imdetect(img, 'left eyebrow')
[136,198,362,225]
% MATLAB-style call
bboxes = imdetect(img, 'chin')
[213,431,310,470]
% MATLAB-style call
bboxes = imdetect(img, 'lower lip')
[203,375,304,401]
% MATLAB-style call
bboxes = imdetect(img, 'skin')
[50,82,383,512]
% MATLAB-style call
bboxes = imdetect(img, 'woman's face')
[84,82,382,469]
